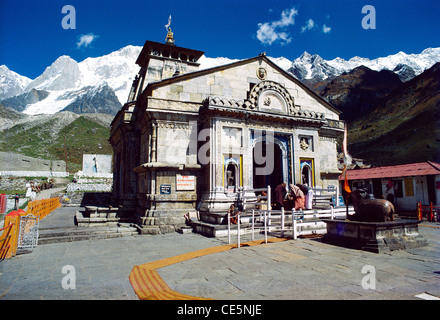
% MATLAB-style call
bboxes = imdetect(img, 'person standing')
[288,184,305,210]
[14,193,19,210]
[274,183,287,210]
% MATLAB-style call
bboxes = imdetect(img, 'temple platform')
[322,218,428,253]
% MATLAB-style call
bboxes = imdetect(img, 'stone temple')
[109,30,344,233]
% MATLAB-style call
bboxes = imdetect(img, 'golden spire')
[165,27,175,45]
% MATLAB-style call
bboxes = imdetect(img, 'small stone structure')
[323,219,427,253]
[74,206,133,228]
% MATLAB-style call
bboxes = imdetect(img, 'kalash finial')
[164,15,175,45]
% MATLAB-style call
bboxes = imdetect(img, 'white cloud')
[76,33,99,49]
[301,19,315,33]
[256,7,298,45]
[322,24,331,34]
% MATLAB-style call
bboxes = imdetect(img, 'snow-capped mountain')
[291,47,440,82]
[0,65,32,100]
[289,52,340,81]
[25,55,81,91]
[1,46,143,115]
[1,46,439,115]
[76,45,141,103]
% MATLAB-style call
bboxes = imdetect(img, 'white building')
[340,161,440,211]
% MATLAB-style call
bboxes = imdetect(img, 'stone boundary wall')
[0,152,66,173]
[66,183,112,192]
[0,171,69,178]
[76,171,113,178]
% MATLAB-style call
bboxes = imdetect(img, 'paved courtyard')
[0,206,439,300]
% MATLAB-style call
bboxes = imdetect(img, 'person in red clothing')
[273,183,287,210]
[288,184,305,210]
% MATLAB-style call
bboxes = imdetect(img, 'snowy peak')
[1,45,439,115]
[198,55,240,70]
[26,55,81,91]
[0,65,32,100]
[324,47,440,81]
[8,46,143,115]
[62,83,121,115]
[290,51,339,81]
[77,46,141,103]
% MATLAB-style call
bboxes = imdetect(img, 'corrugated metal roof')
[339,161,440,180]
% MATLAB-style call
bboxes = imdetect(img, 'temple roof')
[135,40,205,67]
[141,54,342,116]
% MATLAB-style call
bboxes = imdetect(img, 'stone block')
[166,91,180,100]
[170,85,183,93]
[190,93,202,101]
[323,219,428,253]
[210,84,223,96]
[140,226,161,235]
[159,225,176,234]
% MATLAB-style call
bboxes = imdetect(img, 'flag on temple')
[165,15,172,30]
[342,123,352,194]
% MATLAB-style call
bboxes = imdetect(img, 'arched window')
[226,163,236,187]
[300,159,314,187]
[224,158,240,190]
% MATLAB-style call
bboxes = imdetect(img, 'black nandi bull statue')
[348,188,395,222]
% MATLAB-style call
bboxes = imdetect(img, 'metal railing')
[228,205,355,247]
[417,201,439,222]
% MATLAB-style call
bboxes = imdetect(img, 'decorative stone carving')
[244,81,294,112]
[256,67,267,80]
[300,138,309,151]
[263,96,271,106]
[258,90,287,113]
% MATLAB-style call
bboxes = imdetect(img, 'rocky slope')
[320,66,403,122]
[346,62,440,166]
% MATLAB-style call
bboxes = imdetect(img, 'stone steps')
[38,224,139,244]
[190,220,265,238]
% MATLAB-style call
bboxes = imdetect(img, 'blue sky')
[1,0,439,79]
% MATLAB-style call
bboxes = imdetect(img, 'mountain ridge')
[0,45,439,169]
[346,62,440,166]
[319,65,403,122]
[1,46,439,116]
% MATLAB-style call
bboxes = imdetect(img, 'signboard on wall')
[160,185,171,194]
[176,175,195,191]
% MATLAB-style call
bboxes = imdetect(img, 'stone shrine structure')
[109,31,344,232]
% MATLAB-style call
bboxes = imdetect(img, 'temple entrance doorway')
[253,141,283,196]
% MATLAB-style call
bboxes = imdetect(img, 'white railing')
[312,186,341,207]
[228,205,355,247]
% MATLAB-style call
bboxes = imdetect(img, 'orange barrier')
[26,198,62,220]
[0,211,20,260]
[129,237,289,300]
[0,198,61,260]
[0,194,6,214]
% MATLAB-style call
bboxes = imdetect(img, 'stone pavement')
[0,205,439,300]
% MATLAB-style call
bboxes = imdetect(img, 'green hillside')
[346,63,440,166]
[0,116,112,172]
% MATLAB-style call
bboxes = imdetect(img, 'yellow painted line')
[419,224,440,229]
[129,237,288,300]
